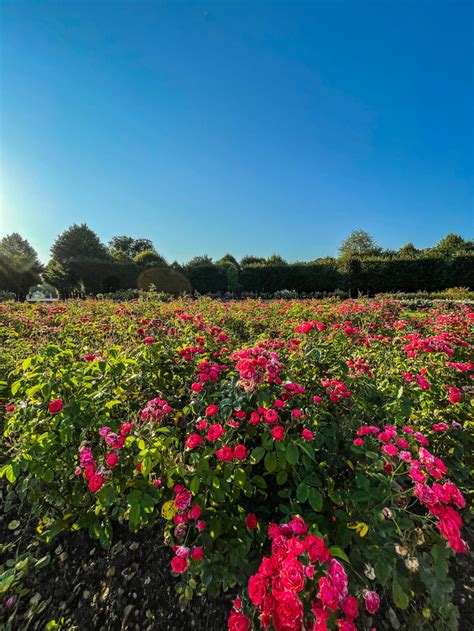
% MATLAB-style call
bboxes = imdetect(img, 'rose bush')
[0,298,472,627]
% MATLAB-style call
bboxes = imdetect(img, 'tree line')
[0,224,472,299]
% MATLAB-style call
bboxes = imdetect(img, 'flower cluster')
[230,516,376,631]
[140,396,172,422]
[231,347,282,392]
[354,424,468,553]
[170,484,206,572]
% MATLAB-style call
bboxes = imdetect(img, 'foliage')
[137,267,192,294]
[50,224,110,264]
[0,233,43,298]
[0,298,471,629]
[108,236,154,260]
[133,249,168,268]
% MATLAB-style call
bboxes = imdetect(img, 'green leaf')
[286,443,299,465]
[308,488,323,512]
[329,546,350,563]
[296,483,309,503]
[264,452,278,473]
[250,446,265,464]
[392,579,409,609]
[190,476,200,495]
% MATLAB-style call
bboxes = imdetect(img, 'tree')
[240,255,266,266]
[133,249,167,267]
[216,254,240,269]
[185,255,213,268]
[51,224,110,263]
[338,230,382,259]
[266,254,288,265]
[398,242,419,258]
[109,236,154,260]
[431,233,473,256]
[0,233,43,298]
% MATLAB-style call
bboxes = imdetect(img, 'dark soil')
[1,495,472,631]
[0,499,231,631]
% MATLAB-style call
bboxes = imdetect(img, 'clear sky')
[0,0,472,264]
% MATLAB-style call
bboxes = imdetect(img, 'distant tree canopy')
[109,236,154,260]
[133,249,168,268]
[338,230,382,259]
[51,224,111,263]
[0,233,43,298]
[5,225,474,297]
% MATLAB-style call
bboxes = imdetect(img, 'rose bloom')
[216,445,234,461]
[342,595,359,620]
[318,577,339,611]
[228,611,250,631]
[5,405,14,412]
[88,474,104,493]
[205,404,219,417]
[306,535,330,563]
[248,573,268,606]
[272,589,303,629]
[174,489,192,510]
[192,546,204,561]
[271,425,285,441]
[289,516,308,535]
[245,513,258,529]
[196,519,206,532]
[206,423,224,442]
[189,504,202,519]
[171,556,189,574]
[48,399,63,414]
[280,557,305,592]
[233,444,247,460]
[105,452,118,468]
[301,429,314,440]
[328,559,348,596]
[143,336,155,344]
[191,382,203,392]
[363,590,380,614]
[186,433,203,449]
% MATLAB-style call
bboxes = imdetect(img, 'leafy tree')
[338,230,382,259]
[431,233,473,256]
[0,233,43,298]
[216,253,240,269]
[398,242,419,258]
[240,255,266,266]
[109,236,154,260]
[185,255,213,268]
[266,254,288,265]
[133,249,167,267]
[51,224,110,263]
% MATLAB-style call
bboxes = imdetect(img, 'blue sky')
[1,0,472,264]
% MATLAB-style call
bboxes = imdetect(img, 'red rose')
[174,490,192,510]
[88,474,104,493]
[280,557,305,592]
[206,423,224,442]
[171,556,189,574]
[48,399,63,414]
[186,433,203,449]
[245,513,258,529]
[301,429,314,440]
[233,444,247,460]
[305,535,331,563]
[272,590,303,630]
[5,405,14,412]
[216,445,234,461]
[342,595,359,620]
[228,611,250,631]
[192,546,204,560]
[363,590,380,614]
[206,404,219,417]
[248,573,268,606]
[105,452,118,468]
[271,425,285,441]
[318,577,339,611]
[143,336,155,344]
